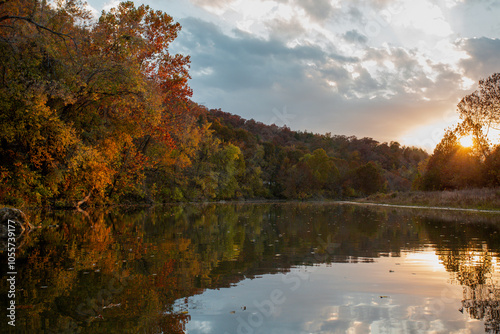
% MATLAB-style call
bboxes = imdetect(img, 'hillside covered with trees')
[0,0,430,207]
[2,0,499,209]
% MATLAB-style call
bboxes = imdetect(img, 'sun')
[459,135,474,148]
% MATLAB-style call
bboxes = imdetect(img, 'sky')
[174,256,480,334]
[85,0,500,151]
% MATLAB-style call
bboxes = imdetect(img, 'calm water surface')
[1,203,499,334]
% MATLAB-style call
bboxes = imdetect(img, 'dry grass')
[360,188,500,211]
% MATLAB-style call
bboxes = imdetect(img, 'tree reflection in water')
[1,203,499,333]
[459,249,499,333]
[438,242,500,333]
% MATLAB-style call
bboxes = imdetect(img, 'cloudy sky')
[175,256,474,334]
[85,0,500,150]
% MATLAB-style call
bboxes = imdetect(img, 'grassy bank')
[357,188,500,211]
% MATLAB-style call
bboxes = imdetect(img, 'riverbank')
[4,188,500,213]
[355,188,500,211]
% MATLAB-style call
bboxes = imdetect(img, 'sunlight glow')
[405,250,444,272]
[459,135,474,148]
[400,114,460,152]
[460,76,476,90]
[395,0,453,37]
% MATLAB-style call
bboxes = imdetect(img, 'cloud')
[178,17,327,92]
[291,0,336,22]
[163,0,500,145]
[343,30,368,44]
[190,0,235,9]
[174,11,473,142]
[102,0,120,11]
[459,37,500,81]
[266,16,307,41]
[392,1,453,37]
[270,0,337,22]
[346,6,364,23]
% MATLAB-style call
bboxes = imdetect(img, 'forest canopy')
[2,0,498,208]
[1,0,193,206]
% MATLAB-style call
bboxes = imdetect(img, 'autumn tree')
[282,149,340,199]
[351,161,386,196]
[421,73,500,190]
[483,145,500,187]
[0,0,192,206]
[0,0,88,205]
[422,129,483,190]
[0,1,429,206]
[456,73,500,156]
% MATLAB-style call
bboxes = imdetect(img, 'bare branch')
[76,191,92,209]
[0,15,77,49]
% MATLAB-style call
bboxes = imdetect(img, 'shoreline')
[353,188,500,213]
[336,200,500,214]
[3,188,500,214]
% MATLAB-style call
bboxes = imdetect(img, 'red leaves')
[153,125,176,149]
[154,259,176,288]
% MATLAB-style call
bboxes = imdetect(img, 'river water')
[1,203,499,333]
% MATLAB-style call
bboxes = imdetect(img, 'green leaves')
[0,0,193,207]
[1,1,433,206]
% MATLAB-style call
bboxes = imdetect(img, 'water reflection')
[0,203,499,333]
[439,245,500,333]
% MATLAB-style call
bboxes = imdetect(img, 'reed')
[361,188,500,211]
